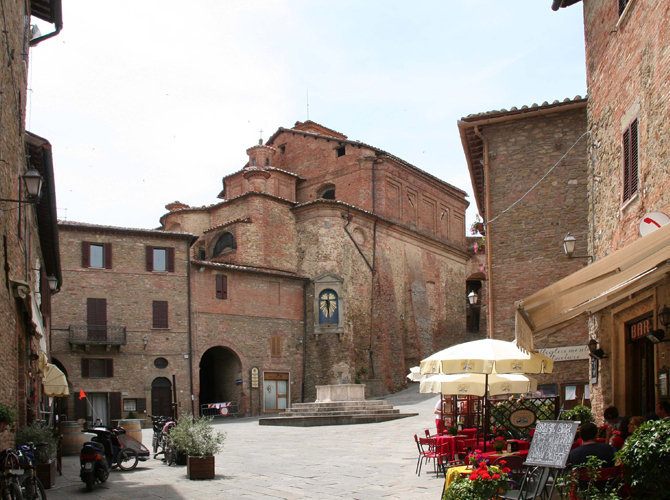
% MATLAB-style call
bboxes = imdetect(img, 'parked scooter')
[79,440,109,491]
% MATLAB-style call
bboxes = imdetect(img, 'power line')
[486,130,591,227]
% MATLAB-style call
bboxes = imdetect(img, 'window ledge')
[616,0,636,30]
[620,190,639,214]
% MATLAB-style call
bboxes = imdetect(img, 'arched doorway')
[151,377,173,418]
[199,347,241,411]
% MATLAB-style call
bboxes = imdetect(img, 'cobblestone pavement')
[45,386,445,499]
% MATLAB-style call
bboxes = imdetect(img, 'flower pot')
[187,455,215,480]
[176,451,187,466]
[36,459,56,489]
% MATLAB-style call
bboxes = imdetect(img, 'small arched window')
[213,232,236,257]
[318,289,339,324]
[318,184,336,200]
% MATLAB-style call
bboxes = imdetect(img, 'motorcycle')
[79,440,109,491]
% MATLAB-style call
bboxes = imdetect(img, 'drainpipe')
[474,126,494,339]
[301,281,307,403]
[186,243,195,416]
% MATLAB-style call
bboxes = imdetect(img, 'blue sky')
[28,1,586,230]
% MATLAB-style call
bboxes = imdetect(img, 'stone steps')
[258,398,417,427]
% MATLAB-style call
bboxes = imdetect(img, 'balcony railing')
[69,325,126,346]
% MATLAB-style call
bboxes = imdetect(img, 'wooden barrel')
[61,421,89,455]
[118,419,143,444]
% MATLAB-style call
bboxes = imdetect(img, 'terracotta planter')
[36,460,56,489]
[187,455,215,480]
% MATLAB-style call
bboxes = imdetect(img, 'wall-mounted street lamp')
[563,232,592,259]
[0,169,44,203]
[468,290,479,306]
[647,305,670,344]
[588,339,607,359]
[47,276,58,292]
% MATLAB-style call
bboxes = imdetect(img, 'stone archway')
[198,346,242,412]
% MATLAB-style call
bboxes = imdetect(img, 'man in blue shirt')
[568,422,616,466]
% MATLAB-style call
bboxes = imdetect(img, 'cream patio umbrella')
[419,338,554,376]
[406,366,422,382]
[419,339,552,450]
[419,372,537,397]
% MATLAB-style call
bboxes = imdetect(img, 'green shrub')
[168,415,226,457]
[616,419,670,499]
[0,402,15,425]
[561,405,593,424]
[15,421,57,462]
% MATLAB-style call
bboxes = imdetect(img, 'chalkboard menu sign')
[525,420,579,468]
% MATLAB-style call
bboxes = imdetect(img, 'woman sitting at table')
[610,415,644,450]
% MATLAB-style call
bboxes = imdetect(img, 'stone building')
[0,0,63,447]
[458,98,591,409]
[52,121,472,419]
[50,223,195,424]
[516,0,670,420]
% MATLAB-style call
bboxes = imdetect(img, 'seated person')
[568,422,616,467]
[609,416,630,450]
[657,401,670,420]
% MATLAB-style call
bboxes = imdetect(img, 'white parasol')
[419,372,537,397]
[420,338,553,376]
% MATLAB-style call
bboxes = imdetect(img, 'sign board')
[525,420,579,468]
[251,367,259,388]
[538,345,589,362]
[639,212,669,236]
[629,316,653,342]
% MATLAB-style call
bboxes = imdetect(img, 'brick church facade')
[51,121,472,421]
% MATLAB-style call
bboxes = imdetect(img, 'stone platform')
[259,384,417,427]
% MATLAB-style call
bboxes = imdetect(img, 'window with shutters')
[86,298,107,340]
[82,242,112,269]
[82,358,113,378]
[215,274,228,300]
[622,118,639,203]
[146,246,174,272]
[152,301,168,329]
[270,336,281,357]
[123,399,137,412]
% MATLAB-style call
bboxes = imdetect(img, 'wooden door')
[151,378,173,418]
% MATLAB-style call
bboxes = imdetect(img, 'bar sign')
[629,316,652,342]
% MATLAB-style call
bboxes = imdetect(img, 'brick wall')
[51,224,193,422]
[582,0,670,420]
[478,105,591,399]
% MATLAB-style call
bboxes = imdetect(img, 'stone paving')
[45,386,445,499]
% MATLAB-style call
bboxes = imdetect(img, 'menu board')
[524,420,579,468]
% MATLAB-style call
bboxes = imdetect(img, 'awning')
[515,223,670,350]
[42,363,69,397]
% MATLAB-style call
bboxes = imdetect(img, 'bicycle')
[0,448,24,500]
[149,415,174,460]
[16,443,46,500]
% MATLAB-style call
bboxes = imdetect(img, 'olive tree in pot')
[15,421,59,488]
[616,418,670,499]
[168,416,226,480]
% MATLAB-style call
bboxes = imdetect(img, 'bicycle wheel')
[21,476,45,500]
[117,449,138,471]
[2,480,23,500]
